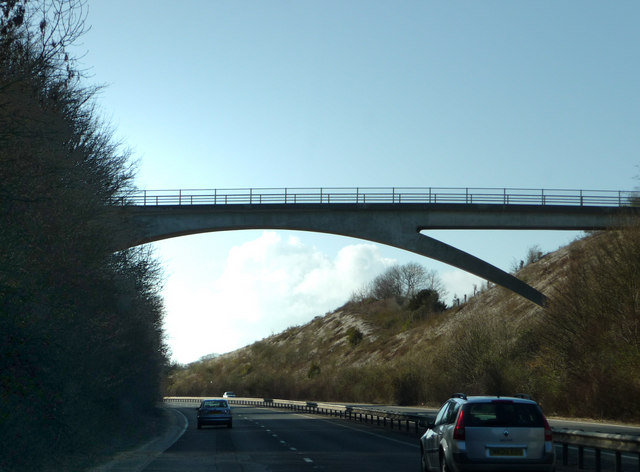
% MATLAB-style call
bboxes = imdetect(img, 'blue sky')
[77,1,638,363]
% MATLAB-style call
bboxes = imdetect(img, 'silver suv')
[420,394,555,472]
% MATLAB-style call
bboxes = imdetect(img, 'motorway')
[132,403,640,472]
[142,405,420,471]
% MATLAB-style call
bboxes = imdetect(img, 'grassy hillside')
[166,227,640,422]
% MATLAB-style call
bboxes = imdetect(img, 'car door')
[425,401,452,470]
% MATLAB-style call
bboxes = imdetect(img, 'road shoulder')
[89,406,188,472]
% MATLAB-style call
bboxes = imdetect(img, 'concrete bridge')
[115,187,639,307]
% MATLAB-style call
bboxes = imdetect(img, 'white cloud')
[164,232,395,363]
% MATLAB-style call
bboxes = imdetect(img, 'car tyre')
[228,421,233,429]
[197,422,202,430]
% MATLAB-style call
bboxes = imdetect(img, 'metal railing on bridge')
[116,187,637,207]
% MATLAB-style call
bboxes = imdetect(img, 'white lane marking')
[280,440,287,444]
[290,447,297,451]
[303,458,313,463]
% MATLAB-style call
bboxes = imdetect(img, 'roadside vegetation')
[0,2,168,471]
[167,227,640,422]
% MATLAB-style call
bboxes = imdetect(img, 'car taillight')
[543,416,553,442]
[453,409,465,441]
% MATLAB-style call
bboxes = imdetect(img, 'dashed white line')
[303,458,313,463]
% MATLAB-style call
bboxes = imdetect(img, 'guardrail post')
[595,448,601,472]
[615,450,621,472]
[578,445,584,469]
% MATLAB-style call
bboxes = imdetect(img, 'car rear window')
[202,400,228,408]
[465,402,544,427]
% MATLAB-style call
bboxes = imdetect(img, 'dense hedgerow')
[0,2,168,470]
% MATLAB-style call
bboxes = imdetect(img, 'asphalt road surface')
[142,405,420,471]
[138,404,640,472]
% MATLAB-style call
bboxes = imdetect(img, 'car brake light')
[543,416,553,442]
[453,410,465,441]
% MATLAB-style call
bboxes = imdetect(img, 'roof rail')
[513,393,532,400]
[452,393,467,400]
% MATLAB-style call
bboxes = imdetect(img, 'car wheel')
[227,421,233,429]
[197,422,202,430]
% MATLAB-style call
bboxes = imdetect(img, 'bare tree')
[370,265,402,299]
[525,244,544,265]
[369,263,446,301]
[398,262,426,298]
[423,267,446,298]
